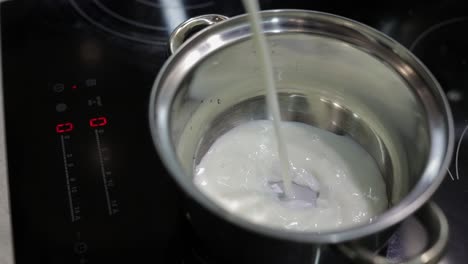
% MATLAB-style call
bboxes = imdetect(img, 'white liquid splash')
[194,121,388,231]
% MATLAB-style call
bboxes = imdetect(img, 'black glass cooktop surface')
[1,0,467,263]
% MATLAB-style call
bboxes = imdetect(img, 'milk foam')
[194,120,388,232]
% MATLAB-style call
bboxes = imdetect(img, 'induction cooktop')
[1,0,467,263]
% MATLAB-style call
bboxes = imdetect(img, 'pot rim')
[148,9,454,244]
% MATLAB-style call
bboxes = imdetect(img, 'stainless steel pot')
[149,10,454,263]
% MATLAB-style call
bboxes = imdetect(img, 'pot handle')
[337,202,449,264]
[169,14,229,54]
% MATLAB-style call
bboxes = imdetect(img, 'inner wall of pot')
[171,33,430,207]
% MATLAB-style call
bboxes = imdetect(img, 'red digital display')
[89,117,108,127]
[56,122,74,133]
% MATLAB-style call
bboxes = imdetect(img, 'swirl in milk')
[194,120,388,231]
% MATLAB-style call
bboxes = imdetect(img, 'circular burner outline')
[410,16,468,51]
[69,0,167,45]
[136,0,215,10]
[69,0,216,45]
[408,17,468,183]
[93,0,167,31]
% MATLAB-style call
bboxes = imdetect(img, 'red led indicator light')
[56,122,74,133]
[72,85,77,89]
[89,117,108,127]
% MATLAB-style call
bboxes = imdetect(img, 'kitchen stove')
[1,0,467,263]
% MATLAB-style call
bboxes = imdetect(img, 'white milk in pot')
[193,0,388,232]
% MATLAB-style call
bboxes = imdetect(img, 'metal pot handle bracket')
[169,14,228,55]
[338,202,449,264]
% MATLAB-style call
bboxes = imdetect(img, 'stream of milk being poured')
[241,0,294,198]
